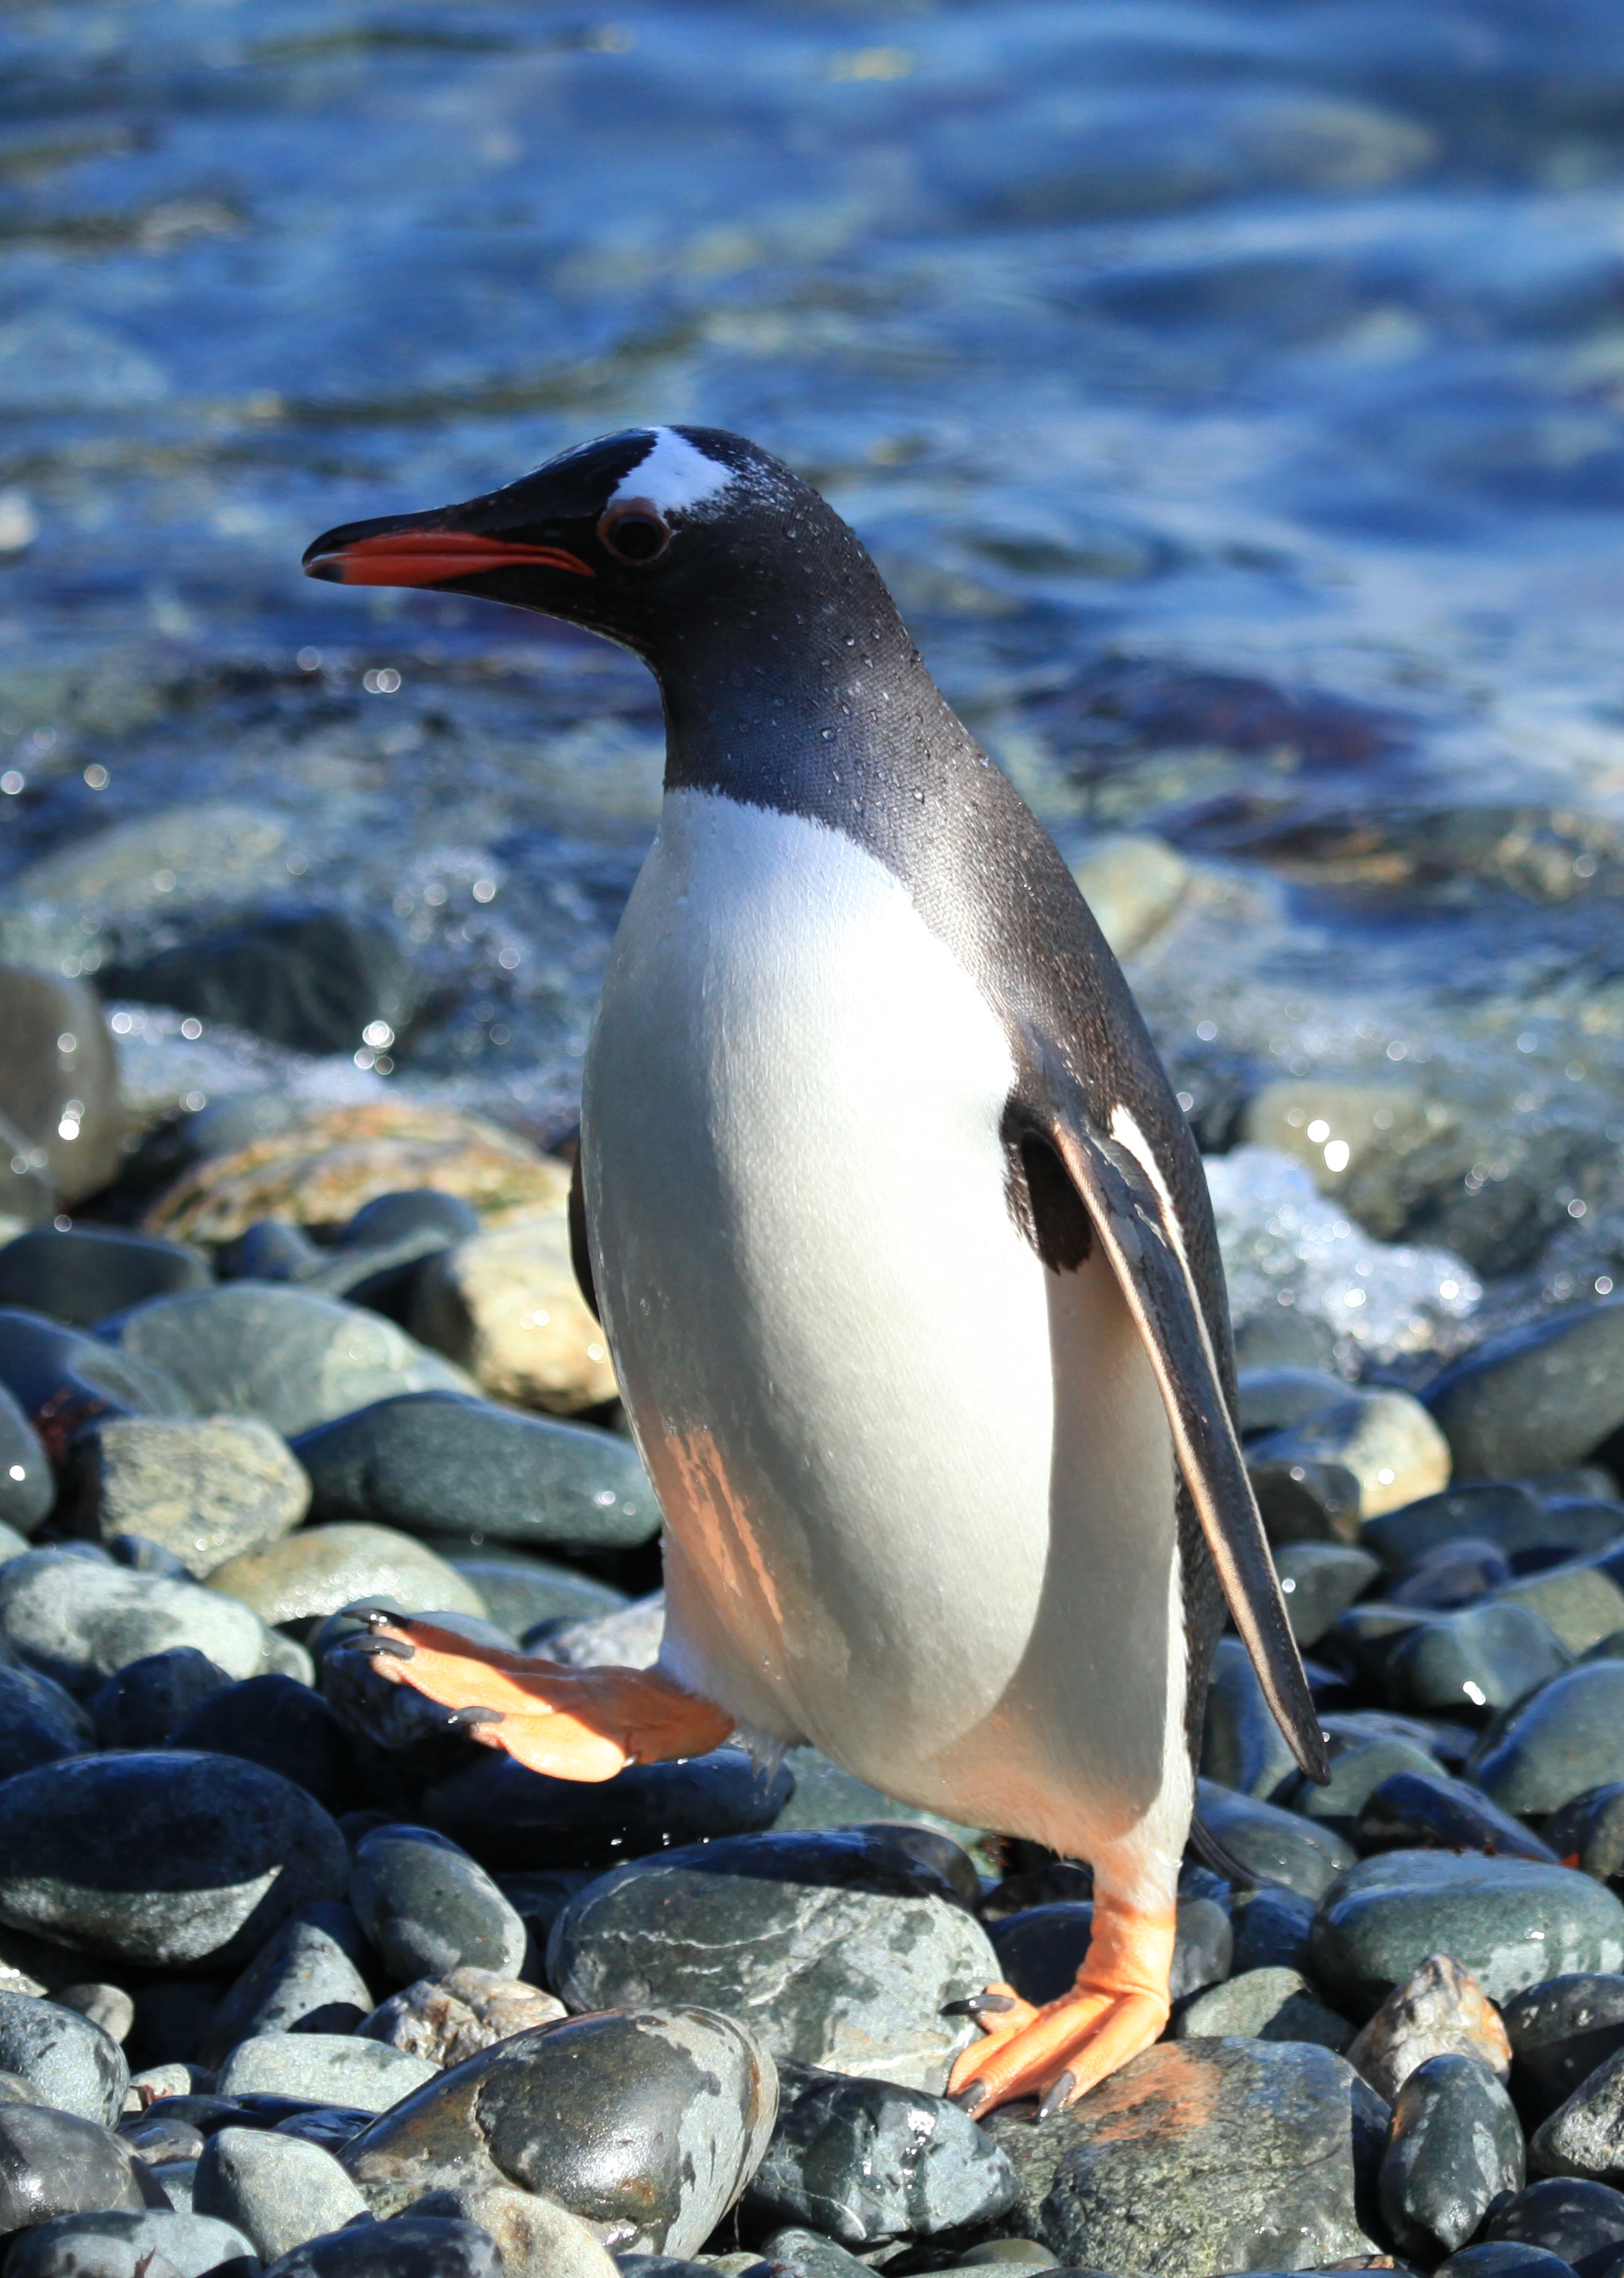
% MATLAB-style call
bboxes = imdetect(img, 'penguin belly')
[584,787,1190,1872]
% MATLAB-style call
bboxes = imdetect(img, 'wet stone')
[1481,2178,1624,2278]
[1426,1305,1624,1481]
[418,1743,790,1873]
[1437,2248,1580,2278]
[349,1826,527,1985]
[355,1969,563,2069]
[1388,1602,1572,1716]
[1379,2052,1525,2257]
[1360,1483,1624,1573]
[754,2227,869,2278]
[69,1417,310,1577]
[1199,1633,1301,1800]
[208,1528,486,1631]
[206,1902,376,2062]
[290,1393,658,1551]
[409,1213,616,1416]
[1505,1977,1624,2129]
[0,1230,208,1331]
[0,1549,272,1696]
[0,1661,93,1780]
[0,1312,193,1470]
[338,2006,778,2255]
[0,2101,147,2231]
[1494,1552,1624,1658]
[0,1750,348,1968]
[262,2216,493,2278]
[1343,1954,1514,2098]
[739,2060,1017,2247]
[0,1385,51,1537]
[1282,1733,1442,1839]
[984,2037,1386,2277]
[548,1827,996,2091]
[120,2114,208,2164]
[1474,1663,1624,1817]
[1531,2040,1624,2184]
[6,2210,260,2278]
[1275,1542,1383,1647]
[169,1677,359,1818]
[1196,1776,1354,1899]
[0,971,123,1209]
[1172,1964,1353,2052]
[193,2126,370,2266]
[1355,1768,1561,1864]
[0,1988,128,2124]
[541,1591,665,1670]
[400,2187,615,2278]
[1249,1387,1451,1538]
[91,1649,232,1750]
[1314,1854,1624,2017]
[1543,1789,1624,1885]
[215,2037,438,2118]
[1230,1884,1318,1975]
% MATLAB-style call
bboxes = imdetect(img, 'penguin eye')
[598,507,671,564]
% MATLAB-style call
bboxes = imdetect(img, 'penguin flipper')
[1043,1112,1329,1786]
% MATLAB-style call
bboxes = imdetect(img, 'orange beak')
[303,529,595,587]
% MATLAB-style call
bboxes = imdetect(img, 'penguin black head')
[302,426,876,668]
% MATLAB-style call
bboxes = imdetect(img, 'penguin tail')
[1185,1811,1259,1891]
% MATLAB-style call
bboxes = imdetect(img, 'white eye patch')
[609,427,734,516]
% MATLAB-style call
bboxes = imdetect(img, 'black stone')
[0,1386,52,1537]
[0,1310,191,1474]
[340,1197,480,1251]
[1437,2247,1579,2278]
[1388,1601,1572,1717]
[1276,1731,1440,1839]
[1389,1537,1516,1610]
[264,2218,493,2278]
[205,1903,376,2065]
[1379,2051,1525,2256]
[1475,1663,1624,1819]
[1547,1789,1624,1886]
[91,1650,233,1751]
[290,1393,659,1550]
[1482,2178,1624,2278]
[1230,1884,1318,1975]
[0,1663,93,1781]
[1363,1484,1624,1573]
[110,906,415,1060]
[1324,1603,1426,1695]
[348,1825,526,1983]
[169,1678,359,1818]
[1426,1307,1624,1481]
[1505,1977,1624,2129]
[1355,1768,1562,1863]
[1273,1542,1382,1646]
[0,1230,208,1333]
[1195,1776,1354,1898]
[0,1751,348,1969]
[6,2209,261,2278]
[217,1224,324,1287]
[418,1743,790,1872]
[118,2117,209,2166]
[1199,1634,1299,1800]
[0,2101,146,2233]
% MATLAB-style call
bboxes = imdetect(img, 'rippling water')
[5,0,1624,1319]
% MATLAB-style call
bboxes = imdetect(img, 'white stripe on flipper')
[610,429,733,515]
[1110,1102,1195,1279]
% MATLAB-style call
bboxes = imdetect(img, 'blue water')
[5,0,1624,1306]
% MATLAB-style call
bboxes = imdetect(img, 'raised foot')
[946,1899,1175,2120]
[351,1612,735,1781]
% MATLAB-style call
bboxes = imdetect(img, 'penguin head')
[302,426,861,663]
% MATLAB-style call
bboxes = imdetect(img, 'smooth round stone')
[1437,2248,1580,2278]
[1546,1789,1624,1884]
[984,2037,1385,2273]
[71,1417,310,1577]
[1482,2178,1624,2278]
[1507,1977,1624,2129]
[112,905,415,1060]
[0,1385,53,1536]
[1356,1768,1561,1864]
[1496,1553,1624,1658]
[549,1828,996,2091]
[168,1678,359,1817]
[418,1743,790,1873]
[740,2058,1017,2247]
[104,1288,471,1442]
[1531,2040,1624,2183]
[540,1592,664,1670]
[989,1898,1230,2009]
[0,1310,193,1451]
[1475,1664,1624,1817]
[1390,1537,1514,1610]
[271,2113,373,2155]
[289,1393,658,1549]
[1312,1851,1624,2015]
[1380,2051,1526,2256]
[207,1528,485,1630]
[193,2127,369,2268]
[0,1751,348,1968]
[1199,1635,1300,1800]
[1389,1602,1573,1716]
[1230,1884,1317,1976]
[0,1988,128,2123]
[436,1559,623,1644]
[91,1649,232,1750]
[1362,1483,1623,1572]
[401,2186,614,2278]
[355,1968,562,2069]
[1426,1306,1624,1480]
[215,2037,437,2118]
[264,2216,495,2278]
[0,1549,272,1696]
[217,1225,324,1287]
[0,2101,147,2230]
[119,2116,207,2165]
[341,1196,481,1252]
[755,2227,869,2278]
[206,1904,375,2062]
[56,1985,134,2046]
[1281,1733,1441,1838]
[0,1662,93,1780]
[1273,1541,1382,1647]
[1237,1367,1349,1439]
[1195,1777,1353,1898]
[0,1230,208,1330]
[1172,1965,1353,2052]
[349,1826,527,1983]
[0,973,122,1207]
[338,2006,777,2255]
[6,2210,258,2278]
[316,1612,513,1756]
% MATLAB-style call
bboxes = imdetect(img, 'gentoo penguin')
[303,426,1328,2119]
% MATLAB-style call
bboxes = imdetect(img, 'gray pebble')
[5,2210,259,2278]
[0,1988,128,2124]
[1505,1976,1624,2129]
[0,1550,272,1696]
[401,2188,615,2278]
[1532,2041,1624,2183]
[0,2101,147,2231]
[215,2037,438,2116]
[1475,1663,1624,1817]
[207,1905,375,2065]
[349,1827,527,1984]
[1380,2051,1526,2256]
[92,1649,232,1750]
[194,2126,369,2265]
[1173,1964,1353,2052]
[72,1416,310,1577]
[262,2216,494,2278]
[1195,1776,1353,1899]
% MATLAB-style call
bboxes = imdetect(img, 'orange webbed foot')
[350,1612,735,1782]
[946,1898,1175,2120]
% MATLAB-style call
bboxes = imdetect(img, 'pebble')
[989,1897,1230,2008]
[1355,1768,1563,1863]
[548,1827,995,2091]
[1342,1953,1515,2097]
[113,904,415,1060]
[1506,1977,1624,2129]
[1069,830,1189,954]
[1249,1386,1452,1537]
[120,2115,208,2164]
[262,2215,494,2278]
[1493,1553,1624,1657]
[410,1214,616,1416]
[1437,2246,1580,2278]
[208,1526,486,1631]
[0,2100,148,2230]
[1363,1483,1624,1572]
[1282,1732,1443,1838]
[1482,2178,1624,2278]
[0,1229,208,1332]
[1427,1305,1624,1480]
[0,1312,192,1467]
[350,1825,528,1983]
[1195,1776,1354,1899]
[401,2187,615,2278]
[1199,1633,1301,1800]
[0,969,124,1207]
[739,2059,1015,2246]
[206,1905,376,2062]
[58,1985,135,2045]
[193,2126,369,2266]
[1230,1884,1318,1975]
[1238,1365,1351,1438]
[106,1288,473,1442]
[1389,1536,1514,1610]
[1380,2051,1526,2256]
[91,1649,231,1750]
[984,2037,1385,2274]
[0,1383,52,1535]
[1303,1849,1622,2013]
[290,1393,658,1551]
[418,1742,790,1873]
[317,1614,512,1758]
[1531,2037,1624,2184]
[168,1677,358,1818]
[1171,1964,1353,2052]
[5,2209,260,2278]
[439,1558,623,1644]
[355,1969,563,2068]
[0,1548,274,1694]
[215,2037,437,2117]
[1388,1601,1573,1716]
[1274,1541,1383,1646]
[338,2006,778,2255]
[755,2227,871,2278]
[542,1590,665,1670]
[0,1660,95,1779]
[0,1988,128,2123]
[146,1103,570,1249]
[69,1417,310,1575]
[1475,1663,1624,1816]
[0,1750,348,1968]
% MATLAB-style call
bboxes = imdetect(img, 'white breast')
[583,787,1188,1870]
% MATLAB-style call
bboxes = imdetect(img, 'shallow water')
[4,0,1624,1322]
